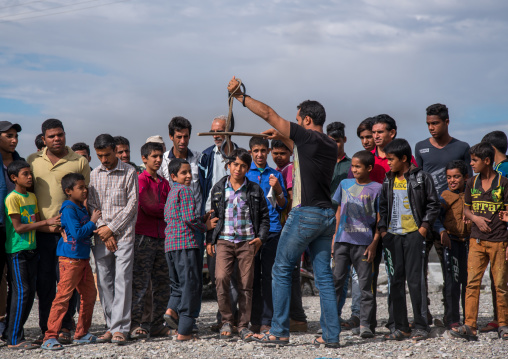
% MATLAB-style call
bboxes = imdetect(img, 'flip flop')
[150,326,176,338]
[239,328,255,342]
[73,333,97,344]
[480,322,499,333]
[411,329,429,341]
[384,329,411,341]
[254,331,289,345]
[449,325,478,341]
[219,323,233,339]
[41,338,64,351]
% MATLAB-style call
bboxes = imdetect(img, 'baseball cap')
[0,121,22,132]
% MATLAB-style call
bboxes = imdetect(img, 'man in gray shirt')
[414,103,472,327]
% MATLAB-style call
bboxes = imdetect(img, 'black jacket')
[378,165,440,234]
[206,176,270,245]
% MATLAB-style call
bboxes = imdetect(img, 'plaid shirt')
[164,183,207,252]
[87,160,139,242]
[219,178,255,243]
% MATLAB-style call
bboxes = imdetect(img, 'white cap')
[146,135,165,145]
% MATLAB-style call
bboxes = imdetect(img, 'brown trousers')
[465,239,508,329]
[215,240,256,330]
[44,258,97,340]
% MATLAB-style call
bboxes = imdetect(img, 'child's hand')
[418,227,428,239]
[203,210,214,221]
[440,231,452,249]
[91,209,102,223]
[206,217,219,231]
[206,243,215,257]
[499,211,508,222]
[249,238,262,254]
[473,216,492,233]
[364,241,378,263]
[46,214,62,227]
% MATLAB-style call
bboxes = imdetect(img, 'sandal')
[163,313,179,330]
[411,329,428,341]
[130,326,148,339]
[384,329,411,341]
[313,337,340,348]
[73,333,97,344]
[220,323,233,339]
[9,340,41,350]
[41,338,64,351]
[150,326,176,338]
[498,326,508,340]
[359,326,374,339]
[97,331,113,343]
[176,334,197,342]
[111,332,128,345]
[480,321,499,333]
[449,325,478,341]
[57,330,72,344]
[341,315,360,330]
[33,334,44,346]
[254,331,289,345]
[239,328,255,342]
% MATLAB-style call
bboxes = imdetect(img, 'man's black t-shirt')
[289,122,338,208]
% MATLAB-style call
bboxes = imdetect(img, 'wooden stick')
[197,132,269,137]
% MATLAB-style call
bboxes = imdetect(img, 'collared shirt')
[87,160,138,242]
[246,163,287,233]
[219,178,255,242]
[27,146,91,220]
[205,145,229,212]
[370,147,418,184]
[135,170,170,239]
[160,147,202,216]
[164,183,207,252]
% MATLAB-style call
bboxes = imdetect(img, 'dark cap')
[0,121,21,133]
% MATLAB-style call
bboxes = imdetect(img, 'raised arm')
[228,76,291,138]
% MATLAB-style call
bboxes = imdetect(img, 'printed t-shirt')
[464,173,508,242]
[5,191,38,253]
[388,177,418,235]
[415,138,472,194]
[290,122,337,209]
[333,179,382,246]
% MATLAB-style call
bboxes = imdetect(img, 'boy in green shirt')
[4,161,60,349]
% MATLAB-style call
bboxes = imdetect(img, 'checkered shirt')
[219,178,255,243]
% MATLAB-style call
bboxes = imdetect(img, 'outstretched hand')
[227,76,243,96]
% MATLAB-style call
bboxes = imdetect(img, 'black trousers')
[251,232,279,326]
[333,242,375,331]
[36,232,77,334]
[383,231,428,332]
[443,239,468,325]
[424,231,447,322]
[5,250,38,346]
[290,260,307,322]
[166,248,202,336]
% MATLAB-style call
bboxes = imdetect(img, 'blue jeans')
[271,207,340,342]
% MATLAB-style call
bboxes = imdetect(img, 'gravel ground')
[1,283,507,359]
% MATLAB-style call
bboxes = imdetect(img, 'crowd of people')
[0,76,506,350]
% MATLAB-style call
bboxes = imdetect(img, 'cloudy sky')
[1,0,507,164]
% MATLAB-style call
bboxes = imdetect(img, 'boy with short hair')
[4,160,61,349]
[450,142,508,341]
[42,173,101,350]
[437,160,471,329]
[247,136,287,333]
[332,150,382,339]
[164,159,217,341]
[271,139,308,332]
[130,142,171,339]
[378,139,440,341]
[206,148,270,342]
[479,131,508,333]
